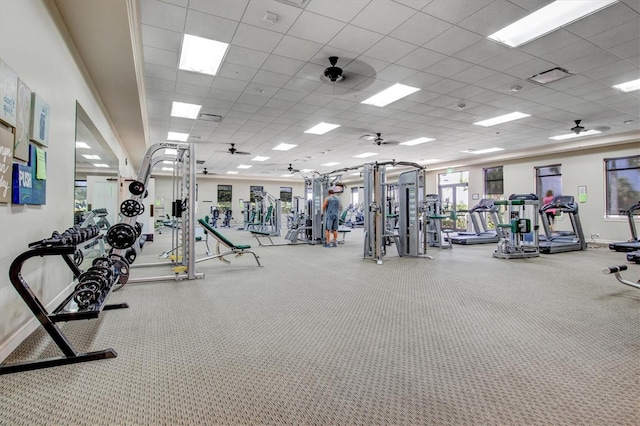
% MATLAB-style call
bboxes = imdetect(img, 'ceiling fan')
[226,143,251,155]
[361,132,400,146]
[323,56,344,82]
[571,120,586,134]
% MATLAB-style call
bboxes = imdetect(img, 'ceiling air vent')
[528,67,572,84]
[275,0,310,7]
[198,113,223,122]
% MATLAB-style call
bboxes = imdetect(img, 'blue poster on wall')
[11,144,46,204]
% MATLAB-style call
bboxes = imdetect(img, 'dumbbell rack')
[0,243,128,375]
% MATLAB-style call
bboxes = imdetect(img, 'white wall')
[153,175,306,226]
[0,0,132,360]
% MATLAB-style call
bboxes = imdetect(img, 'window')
[250,185,263,203]
[351,187,359,206]
[484,166,503,196]
[535,165,562,201]
[438,171,469,231]
[280,187,292,213]
[217,185,232,211]
[605,155,640,216]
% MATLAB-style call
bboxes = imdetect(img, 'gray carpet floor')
[1,227,638,425]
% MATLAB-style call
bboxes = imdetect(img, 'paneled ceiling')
[57,0,639,179]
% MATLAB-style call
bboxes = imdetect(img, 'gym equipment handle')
[601,265,627,274]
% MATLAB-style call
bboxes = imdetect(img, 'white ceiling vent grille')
[275,0,310,8]
[198,113,223,122]
[528,67,572,84]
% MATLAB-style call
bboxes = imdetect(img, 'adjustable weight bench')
[197,218,262,266]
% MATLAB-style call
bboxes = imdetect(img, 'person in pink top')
[542,190,557,232]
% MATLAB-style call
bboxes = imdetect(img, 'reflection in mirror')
[74,102,119,229]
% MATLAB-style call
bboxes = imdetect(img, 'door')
[438,172,469,232]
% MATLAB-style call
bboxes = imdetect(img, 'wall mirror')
[74,102,119,228]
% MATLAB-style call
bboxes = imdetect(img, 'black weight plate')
[120,199,144,217]
[129,180,145,196]
[92,256,111,267]
[75,280,101,293]
[78,271,109,287]
[125,248,137,265]
[73,249,84,266]
[134,222,143,237]
[112,258,130,285]
[106,223,137,249]
[73,289,95,309]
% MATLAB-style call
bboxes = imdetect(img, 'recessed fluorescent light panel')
[226,171,239,175]
[162,167,174,171]
[165,148,178,155]
[251,156,270,162]
[400,137,435,146]
[300,169,314,173]
[613,78,640,92]
[474,112,530,127]
[75,142,91,149]
[171,101,202,119]
[488,0,618,48]
[93,163,109,168]
[304,122,341,135]
[237,164,252,169]
[82,154,101,160]
[272,143,297,151]
[549,129,601,140]
[281,174,294,177]
[168,132,189,142]
[353,152,378,158]
[163,160,174,164]
[361,83,420,107]
[461,148,505,154]
[179,34,229,76]
[349,172,361,176]
[321,162,340,167]
[419,159,441,164]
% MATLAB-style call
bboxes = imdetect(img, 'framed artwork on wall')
[14,78,31,161]
[0,58,18,128]
[0,125,13,203]
[29,92,50,147]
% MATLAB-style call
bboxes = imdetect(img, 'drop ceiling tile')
[563,50,624,74]
[304,0,370,23]
[447,84,487,100]
[458,0,527,36]
[251,69,291,87]
[609,39,640,64]
[282,76,323,93]
[541,40,603,66]
[390,11,452,45]
[376,64,418,83]
[273,88,307,102]
[224,45,269,69]
[245,82,280,97]
[141,24,182,51]
[566,2,636,39]
[142,45,178,69]
[454,39,509,65]
[450,65,498,84]
[188,0,249,21]
[257,106,287,117]
[175,81,208,97]
[396,47,448,71]
[480,49,535,73]
[141,0,187,32]
[211,76,248,92]
[217,62,259,81]
[364,37,416,63]
[233,23,284,53]
[425,57,474,78]
[265,98,296,110]
[351,1,416,35]
[328,25,385,55]
[207,88,241,102]
[427,79,467,95]
[146,77,176,92]
[473,72,520,90]
[288,11,346,44]
[231,103,261,114]
[589,19,640,49]
[261,54,305,75]
[583,60,639,83]
[145,63,177,81]
[201,98,234,111]
[177,70,214,87]
[295,62,327,81]
[273,35,323,61]
[621,0,640,13]
[421,0,493,24]
[236,93,270,106]
[184,9,237,42]
[241,0,303,33]
[423,26,483,55]
[504,58,557,80]
[349,56,391,77]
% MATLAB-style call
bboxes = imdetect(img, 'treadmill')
[608,201,640,252]
[538,195,587,254]
[449,198,502,245]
